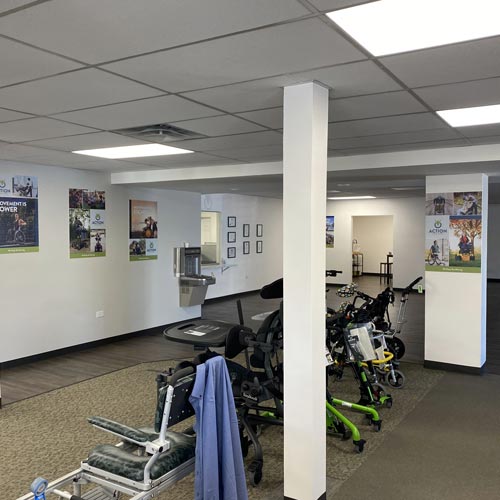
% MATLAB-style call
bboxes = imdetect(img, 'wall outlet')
[96,310,104,318]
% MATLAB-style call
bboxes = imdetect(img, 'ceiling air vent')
[114,123,206,142]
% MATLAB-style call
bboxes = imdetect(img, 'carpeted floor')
[2,359,443,499]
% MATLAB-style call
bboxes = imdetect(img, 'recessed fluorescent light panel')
[328,196,376,200]
[73,143,193,159]
[327,0,500,56]
[437,104,500,127]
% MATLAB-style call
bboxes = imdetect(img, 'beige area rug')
[1,360,443,499]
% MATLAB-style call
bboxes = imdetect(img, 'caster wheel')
[353,439,366,453]
[373,420,382,432]
[342,430,352,441]
[387,370,405,389]
[385,397,393,409]
[248,461,263,486]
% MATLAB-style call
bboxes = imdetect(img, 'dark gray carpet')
[333,371,500,500]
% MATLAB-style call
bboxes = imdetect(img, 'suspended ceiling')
[1,0,500,195]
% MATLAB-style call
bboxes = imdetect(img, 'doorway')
[352,215,394,281]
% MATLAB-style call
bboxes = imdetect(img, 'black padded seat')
[85,431,195,482]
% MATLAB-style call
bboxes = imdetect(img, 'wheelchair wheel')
[386,337,406,360]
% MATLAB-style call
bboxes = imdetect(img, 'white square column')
[283,82,329,500]
[425,174,488,372]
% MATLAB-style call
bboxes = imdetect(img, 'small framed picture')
[256,240,263,254]
[227,246,236,259]
[256,224,263,237]
[227,231,236,243]
[243,241,250,254]
[243,224,250,238]
[227,216,236,227]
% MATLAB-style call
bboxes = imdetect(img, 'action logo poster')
[0,175,39,254]
[425,191,482,273]
[69,189,106,258]
[129,200,158,261]
[326,216,334,248]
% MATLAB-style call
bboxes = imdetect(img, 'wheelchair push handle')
[403,276,423,293]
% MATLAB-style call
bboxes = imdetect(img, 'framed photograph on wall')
[243,224,250,238]
[243,241,250,255]
[227,216,236,227]
[227,231,236,243]
[227,246,236,259]
[256,224,263,237]
[256,240,263,254]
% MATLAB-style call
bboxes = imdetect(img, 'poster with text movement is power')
[129,200,158,261]
[0,175,39,254]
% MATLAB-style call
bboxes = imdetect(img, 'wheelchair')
[18,367,198,500]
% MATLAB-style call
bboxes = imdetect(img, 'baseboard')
[1,318,201,369]
[285,493,326,500]
[424,360,485,375]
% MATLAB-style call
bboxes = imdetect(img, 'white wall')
[326,197,425,289]
[352,215,394,274]
[488,204,500,279]
[201,193,283,299]
[1,162,201,363]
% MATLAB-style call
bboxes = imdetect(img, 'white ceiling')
[1,0,500,195]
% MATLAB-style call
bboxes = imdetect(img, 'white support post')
[425,174,488,372]
[283,81,329,500]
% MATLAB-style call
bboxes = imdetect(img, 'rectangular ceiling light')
[73,143,193,159]
[437,104,500,127]
[327,0,500,56]
[328,196,376,200]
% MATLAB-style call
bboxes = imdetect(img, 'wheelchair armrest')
[88,416,157,446]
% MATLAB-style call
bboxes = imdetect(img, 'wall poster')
[69,189,106,258]
[326,216,335,248]
[0,175,39,254]
[129,200,158,261]
[425,192,482,273]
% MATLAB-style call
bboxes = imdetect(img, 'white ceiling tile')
[0,69,162,115]
[330,91,426,121]
[167,131,283,152]
[382,37,500,88]
[307,0,375,11]
[0,118,95,142]
[337,139,469,155]
[105,19,364,92]
[53,95,222,130]
[125,152,241,169]
[0,38,82,87]
[329,128,462,149]
[208,144,283,161]
[468,135,500,145]
[0,1,36,14]
[23,132,149,152]
[184,76,296,113]
[236,108,283,129]
[288,60,402,98]
[457,124,500,138]
[415,77,500,111]
[173,115,265,137]
[329,113,447,138]
[0,108,32,123]
[0,0,309,63]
